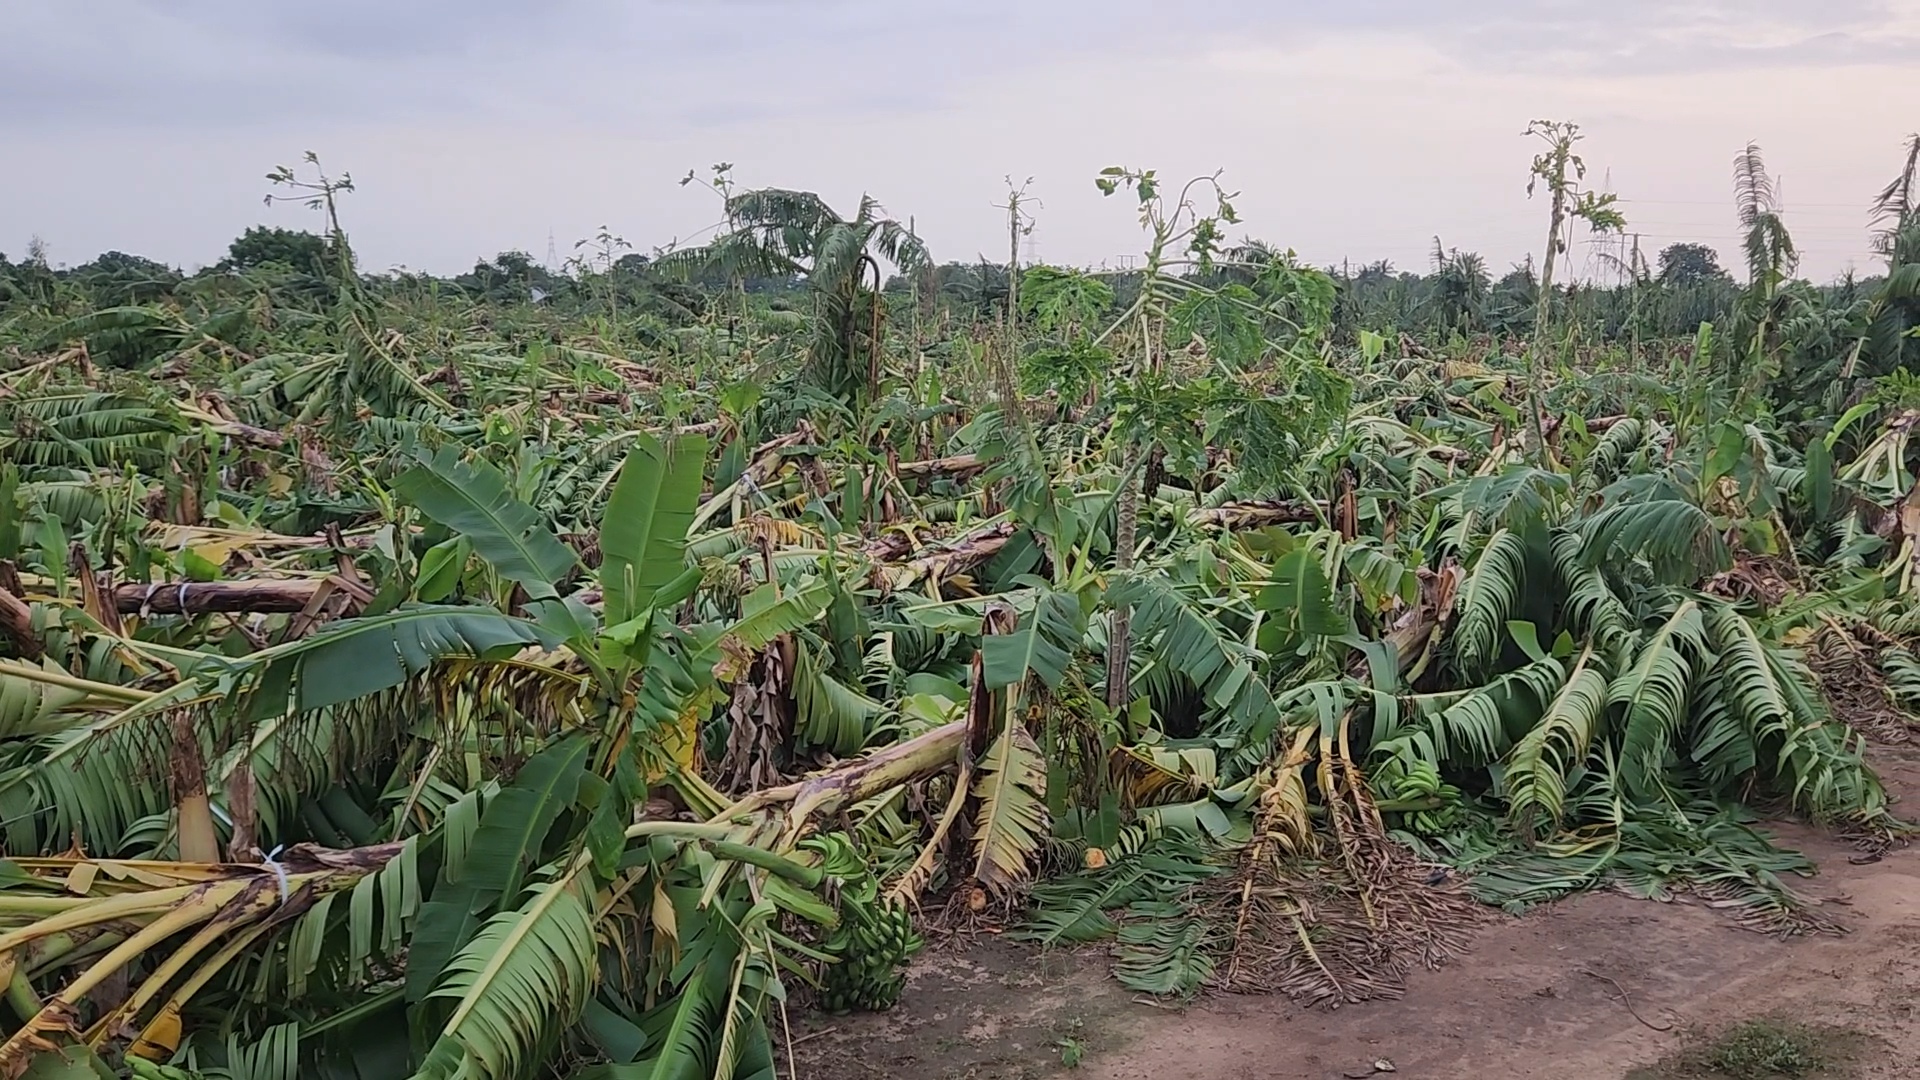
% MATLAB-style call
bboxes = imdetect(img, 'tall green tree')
[219,226,331,280]
[1428,238,1491,335]
[1656,243,1730,287]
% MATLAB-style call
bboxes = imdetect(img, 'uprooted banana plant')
[4,154,1920,1080]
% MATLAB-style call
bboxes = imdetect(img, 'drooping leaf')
[969,721,1048,899]
[981,588,1083,691]
[1452,529,1530,680]
[582,997,649,1066]
[601,434,708,628]
[406,737,590,1003]
[1804,435,1834,520]
[578,970,724,1080]
[1454,466,1568,533]
[1506,650,1609,831]
[1255,546,1348,639]
[1113,901,1215,999]
[1397,655,1565,768]
[717,581,831,658]
[1704,421,1746,488]
[1581,490,1728,585]
[415,872,598,1080]
[255,605,557,715]
[1699,604,1883,821]
[1506,620,1548,664]
[792,640,890,756]
[1137,797,1237,840]
[1113,574,1288,762]
[395,446,578,600]
[1613,601,1706,798]
[1549,530,1634,667]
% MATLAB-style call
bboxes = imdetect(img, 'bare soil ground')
[790,745,1920,1080]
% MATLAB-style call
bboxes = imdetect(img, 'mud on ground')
[790,746,1920,1080]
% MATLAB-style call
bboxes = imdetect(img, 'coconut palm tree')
[1427,238,1491,336]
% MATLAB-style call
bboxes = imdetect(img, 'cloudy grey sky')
[4,1,1915,281]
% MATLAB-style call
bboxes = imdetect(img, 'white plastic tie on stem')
[262,845,290,903]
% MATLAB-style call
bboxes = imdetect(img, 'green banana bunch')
[799,831,868,881]
[1381,758,1464,837]
[805,832,924,1014]
[818,895,921,1013]
[1395,759,1442,797]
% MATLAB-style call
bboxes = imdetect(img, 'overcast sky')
[3,1,1915,281]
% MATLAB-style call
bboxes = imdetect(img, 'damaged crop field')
[3,129,1920,1079]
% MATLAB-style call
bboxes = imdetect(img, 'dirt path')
[792,748,1920,1080]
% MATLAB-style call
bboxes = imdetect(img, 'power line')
[1617,198,1866,209]
[1619,233,1874,244]
[1626,222,1869,232]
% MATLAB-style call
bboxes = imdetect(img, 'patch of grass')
[1631,1017,1880,1080]
[1697,1020,1827,1077]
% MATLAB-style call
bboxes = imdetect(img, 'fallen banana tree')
[0,708,982,1078]
[0,429,1050,1079]
[4,154,1919,1080]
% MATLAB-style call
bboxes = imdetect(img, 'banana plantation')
[1,132,1919,1080]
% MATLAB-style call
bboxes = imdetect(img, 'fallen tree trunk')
[0,587,41,660]
[884,521,1017,590]
[146,524,402,553]
[895,453,987,479]
[205,418,288,450]
[717,718,968,847]
[860,531,917,564]
[113,578,328,615]
[178,400,291,450]
[1191,500,1324,529]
